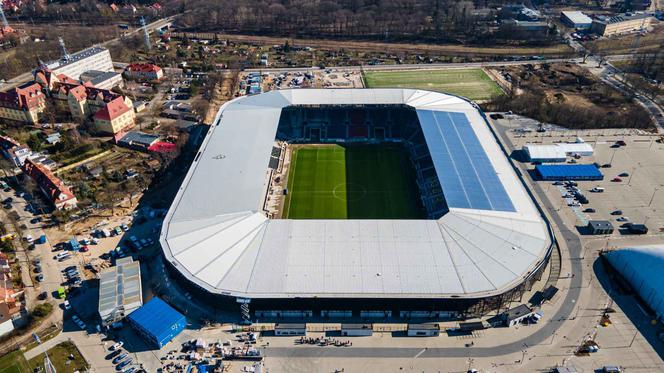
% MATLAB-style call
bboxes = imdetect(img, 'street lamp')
[649,187,661,207]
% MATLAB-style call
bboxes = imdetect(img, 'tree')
[26,134,42,152]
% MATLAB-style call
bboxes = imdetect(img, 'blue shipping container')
[127,297,186,349]
[535,164,603,181]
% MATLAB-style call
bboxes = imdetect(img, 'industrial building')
[560,11,593,29]
[591,13,655,37]
[44,46,114,81]
[98,257,142,327]
[523,140,593,163]
[161,89,553,320]
[604,246,664,321]
[535,164,604,181]
[127,297,186,349]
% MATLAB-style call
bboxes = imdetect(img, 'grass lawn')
[363,68,503,101]
[0,350,30,373]
[27,341,88,373]
[283,144,424,219]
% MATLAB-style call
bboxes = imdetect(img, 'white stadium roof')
[161,89,551,299]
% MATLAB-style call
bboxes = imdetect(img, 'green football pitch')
[283,144,425,219]
[284,145,425,219]
[363,68,503,101]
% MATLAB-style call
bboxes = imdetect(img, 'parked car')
[583,208,596,213]
[116,359,132,370]
[38,291,48,300]
[616,216,630,222]
[618,172,629,177]
[113,353,128,364]
[63,300,71,310]
[615,141,627,146]
[611,177,622,182]
[24,235,34,243]
[611,210,623,215]
[35,274,44,282]
[601,164,612,168]
[110,341,124,351]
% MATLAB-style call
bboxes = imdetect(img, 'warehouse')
[561,11,593,29]
[605,246,664,321]
[127,297,186,349]
[535,164,603,181]
[341,324,373,337]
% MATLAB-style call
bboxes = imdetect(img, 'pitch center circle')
[333,183,367,202]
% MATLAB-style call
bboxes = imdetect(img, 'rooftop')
[561,10,593,25]
[45,46,109,70]
[98,257,142,323]
[161,89,552,300]
[595,12,653,25]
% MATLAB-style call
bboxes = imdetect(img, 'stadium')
[160,89,554,320]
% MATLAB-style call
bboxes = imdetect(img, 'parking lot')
[498,115,664,237]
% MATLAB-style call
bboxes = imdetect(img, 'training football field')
[363,68,503,101]
[283,145,424,219]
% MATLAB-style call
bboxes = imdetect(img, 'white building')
[523,139,593,163]
[45,47,114,81]
[161,89,552,313]
[407,324,440,337]
[561,11,593,29]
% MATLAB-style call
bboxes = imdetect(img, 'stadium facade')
[160,89,554,320]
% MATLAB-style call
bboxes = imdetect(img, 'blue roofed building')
[127,297,186,349]
[535,164,603,181]
[605,246,664,321]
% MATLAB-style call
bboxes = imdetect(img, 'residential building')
[44,46,114,81]
[0,82,46,124]
[22,159,77,210]
[94,96,136,135]
[123,63,163,81]
[0,135,30,167]
[98,257,142,327]
[0,300,20,337]
[561,11,593,29]
[592,13,655,36]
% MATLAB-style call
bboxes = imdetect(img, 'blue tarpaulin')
[127,297,186,349]
[535,164,603,181]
